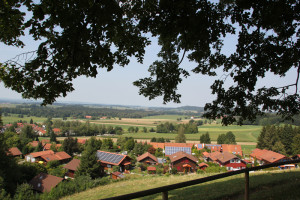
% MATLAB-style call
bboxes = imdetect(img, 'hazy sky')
[0,19,298,108]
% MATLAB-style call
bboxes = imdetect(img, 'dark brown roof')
[169,151,198,163]
[63,159,81,171]
[7,147,22,156]
[137,152,158,163]
[29,173,63,193]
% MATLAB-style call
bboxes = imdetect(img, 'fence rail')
[101,159,300,200]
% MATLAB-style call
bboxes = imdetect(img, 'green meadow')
[2,114,261,143]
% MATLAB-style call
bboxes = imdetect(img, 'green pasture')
[142,115,190,120]
[120,124,261,143]
[241,145,256,155]
[2,115,49,125]
[62,169,300,200]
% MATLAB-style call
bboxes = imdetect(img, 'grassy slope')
[61,169,300,200]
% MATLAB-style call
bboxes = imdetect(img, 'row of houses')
[149,142,243,157]
[3,123,63,136]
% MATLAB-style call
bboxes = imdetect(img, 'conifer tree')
[76,137,103,179]
[175,126,186,143]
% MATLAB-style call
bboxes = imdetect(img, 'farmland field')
[2,114,261,143]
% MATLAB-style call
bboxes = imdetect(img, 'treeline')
[1,104,170,119]
[156,121,198,134]
[257,124,300,156]
[240,114,300,126]
[52,120,124,136]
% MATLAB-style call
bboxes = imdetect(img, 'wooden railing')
[101,159,300,200]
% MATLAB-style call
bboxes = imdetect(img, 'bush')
[171,168,178,175]
[197,169,205,174]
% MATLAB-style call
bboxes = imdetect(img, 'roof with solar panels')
[96,151,131,165]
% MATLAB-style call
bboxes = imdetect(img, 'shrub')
[171,168,178,174]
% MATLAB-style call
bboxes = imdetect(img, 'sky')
[0,13,298,108]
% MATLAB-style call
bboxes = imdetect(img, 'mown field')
[61,169,300,200]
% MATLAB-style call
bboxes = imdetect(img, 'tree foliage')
[175,126,186,143]
[200,132,211,144]
[256,125,299,156]
[76,137,103,179]
[0,1,299,125]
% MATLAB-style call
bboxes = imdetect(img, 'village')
[3,121,300,197]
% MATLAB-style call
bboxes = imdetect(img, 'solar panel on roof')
[165,146,191,155]
[97,152,124,164]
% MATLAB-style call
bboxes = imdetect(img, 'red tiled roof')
[55,151,71,160]
[8,147,22,156]
[77,139,87,144]
[250,149,287,163]
[43,143,62,150]
[149,142,165,149]
[63,159,81,171]
[222,144,243,156]
[53,128,61,133]
[169,151,198,163]
[40,151,71,162]
[198,163,209,168]
[137,152,158,163]
[29,150,54,158]
[29,173,63,193]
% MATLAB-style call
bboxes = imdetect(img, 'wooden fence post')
[245,170,249,200]
[162,191,168,200]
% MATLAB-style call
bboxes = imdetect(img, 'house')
[221,144,243,157]
[204,151,246,171]
[43,143,62,151]
[169,151,198,173]
[29,173,63,193]
[147,166,156,174]
[77,139,87,145]
[7,147,22,157]
[40,151,72,164]
[198,163,209,170]
[137,152,158,165]
[96,151,131,172]
[250,149,288,165]
[204,144,222,152]
[202,151,222,163]
[25,150,55,163]
[53,128,61,135]
[292,154,300,160]
[63,159,81,178]
[85,115,92,119]
[110,172,125,180]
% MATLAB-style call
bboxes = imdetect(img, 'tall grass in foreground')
[62,169,300,200]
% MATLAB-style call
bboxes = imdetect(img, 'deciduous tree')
[0,1,299,125]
